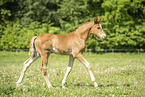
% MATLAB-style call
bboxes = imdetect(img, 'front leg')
[76,53,98,88]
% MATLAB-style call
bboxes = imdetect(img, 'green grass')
[0,51,145,97]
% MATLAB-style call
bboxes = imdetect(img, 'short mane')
[74,21,94,33]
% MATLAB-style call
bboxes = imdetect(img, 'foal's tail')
[29,36,38,57]
[24,36,38,64]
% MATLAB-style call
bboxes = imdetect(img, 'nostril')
[101,34,106,40]
[103,35,106,39]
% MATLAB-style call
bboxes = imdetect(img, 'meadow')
[0,51,145,97]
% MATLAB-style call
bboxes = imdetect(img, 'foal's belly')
[51,46,72,55]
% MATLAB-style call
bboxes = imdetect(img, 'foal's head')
[90,17,106,40]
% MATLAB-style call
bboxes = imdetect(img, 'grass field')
[0,51,145,97]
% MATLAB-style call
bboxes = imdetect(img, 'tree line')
[0,0,145,50]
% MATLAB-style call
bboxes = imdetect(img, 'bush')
[0,21,60,49]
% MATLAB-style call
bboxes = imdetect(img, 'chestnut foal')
[16,17,106,89]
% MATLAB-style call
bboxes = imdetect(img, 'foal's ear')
[94,17,102,24]
[94,17,98,24]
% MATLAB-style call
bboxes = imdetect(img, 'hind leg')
[16,55,39,87]
[62,56,75,89]
[40,52,53,88]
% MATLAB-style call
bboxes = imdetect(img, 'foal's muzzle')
[100,34,106,40]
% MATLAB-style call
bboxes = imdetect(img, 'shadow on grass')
[99,83,130,88]
[73,83,131,88]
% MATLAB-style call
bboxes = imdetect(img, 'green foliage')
[99,0,145,49]
[58,0,88,22]
[0,21,60,49]
[15,0,60,25]
[102,0,144,26]
[0,0,145,49]
[0,9,11,21]
[57,0,90,32]
[0,0,13,5]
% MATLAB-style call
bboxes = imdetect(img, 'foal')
[16,17,106,89]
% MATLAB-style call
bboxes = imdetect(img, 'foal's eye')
[97,27,100,29]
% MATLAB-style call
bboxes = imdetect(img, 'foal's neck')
[75,21,94,41]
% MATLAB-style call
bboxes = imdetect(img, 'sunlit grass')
[0,51,145,96]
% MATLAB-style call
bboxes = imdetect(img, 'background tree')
[14,0,61,25]
[0,0,145,50]
[101,0,145,49]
